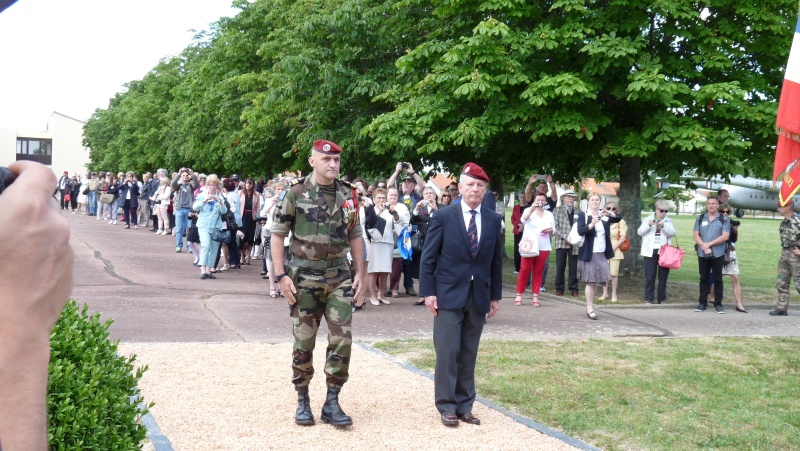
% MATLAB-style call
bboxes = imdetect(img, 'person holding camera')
[150,177,172,235]
[577,192,622,320]
[388,162,423,296]
[193,175,227,279]
[0,162,74,450]
[717,203,747,312]
[410,187,439,305]
[118,171,140,229]
[693,197,730,313]
[514,192,555,307]
[171,168,200,253]
[638,200,676,305]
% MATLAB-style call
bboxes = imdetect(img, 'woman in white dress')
[365,188,395,306]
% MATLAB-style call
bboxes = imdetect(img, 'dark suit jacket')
[577,211,621,261]
[118,182,140,208]
[419,203,503,314]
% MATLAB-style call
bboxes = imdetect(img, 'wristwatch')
[276,273,288,281]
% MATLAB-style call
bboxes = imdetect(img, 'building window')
[16,138,52,165]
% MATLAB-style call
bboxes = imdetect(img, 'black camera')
[401,162,409,170]
[730,220,741,227]
[0,167,16,195]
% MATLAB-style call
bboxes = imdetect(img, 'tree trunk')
[619,156,642,275]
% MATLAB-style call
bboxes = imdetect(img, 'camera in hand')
[0,167,16,195]
[730,219,741,227]
[401,162,409,170]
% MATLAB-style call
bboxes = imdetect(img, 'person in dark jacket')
[118,171,140,229]
[577,192,621,320]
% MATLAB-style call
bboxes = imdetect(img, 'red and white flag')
[776,17,800,205]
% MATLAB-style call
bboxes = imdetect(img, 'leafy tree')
[365,0,796,271]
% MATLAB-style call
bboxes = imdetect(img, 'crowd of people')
[60,166,760,319]
[58,163,473,308]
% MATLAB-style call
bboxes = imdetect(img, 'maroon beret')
[462,162,489,183]
[312,140,342,155]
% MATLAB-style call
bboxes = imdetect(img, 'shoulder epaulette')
[288,177,304,187]
[339,179,354,189]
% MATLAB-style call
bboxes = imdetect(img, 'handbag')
[518,229,540,258]
[724,242,733,263]
[658,236,685,269]
[64,193,71,202]
[567,221,584,247]
[99,193,114,204]
[618,230,630,252]
[211,228,230,243]
[410,231,424,253]
[81,187,89,195]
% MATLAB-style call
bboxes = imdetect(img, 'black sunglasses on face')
[606,207,617,211]
[720,210,730,214]
[658,209,668,213]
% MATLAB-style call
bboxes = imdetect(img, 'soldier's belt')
[294,257,348,269]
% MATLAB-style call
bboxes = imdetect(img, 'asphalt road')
[65,210,800,344]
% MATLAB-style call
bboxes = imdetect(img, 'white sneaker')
[134,225,138,229]
[113,220,117,225]
[97,217,100,220]
[108,219,113,224]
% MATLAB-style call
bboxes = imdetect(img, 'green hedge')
[47,300,152,450]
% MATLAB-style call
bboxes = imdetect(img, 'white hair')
[459,174,487,187]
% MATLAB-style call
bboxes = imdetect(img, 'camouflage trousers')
[290,266,354,389]
[776,248,800,311]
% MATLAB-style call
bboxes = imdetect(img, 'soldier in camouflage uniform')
[773,200,800,316]
[270,139,364,427]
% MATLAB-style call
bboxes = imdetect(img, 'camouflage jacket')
[270,176,362,261]
[779,212,800,248]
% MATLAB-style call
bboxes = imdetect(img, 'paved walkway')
[65,211,800,449]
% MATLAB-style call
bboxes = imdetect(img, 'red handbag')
[658,235,685,269]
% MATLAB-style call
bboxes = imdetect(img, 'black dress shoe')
[206,273,216,279]
[770,309,788,316]
[406,288,417,296]
[458,413,481,425]
[199,273,208,280]
[414,300,426,306]
[440,413,459,427]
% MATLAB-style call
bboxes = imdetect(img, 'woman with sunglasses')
[439,191,452,207]
[717,202,747,312]
[638,200,676,304]
[599,201,627,302]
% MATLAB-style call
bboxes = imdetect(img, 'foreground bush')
[47,300,151,449]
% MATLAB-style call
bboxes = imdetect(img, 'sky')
[0,0,238,131]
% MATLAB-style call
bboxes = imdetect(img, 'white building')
[0,112,90,175]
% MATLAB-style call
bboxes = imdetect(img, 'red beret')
[312,140,342,155]
[462,162,489,183]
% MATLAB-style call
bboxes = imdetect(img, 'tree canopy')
[84,0,795,191]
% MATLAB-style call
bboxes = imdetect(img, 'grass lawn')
[503,211,784,305]
[375,337,800,450]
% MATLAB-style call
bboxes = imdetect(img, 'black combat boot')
[295,386,315,426]
[320,386,352,427]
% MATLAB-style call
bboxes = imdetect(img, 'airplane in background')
[658,175,800,217]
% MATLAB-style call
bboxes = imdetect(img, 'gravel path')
[120,342,581,451]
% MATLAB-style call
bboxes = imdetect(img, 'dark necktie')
[468,210,478,258]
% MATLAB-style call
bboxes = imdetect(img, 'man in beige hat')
[553,189,581,298]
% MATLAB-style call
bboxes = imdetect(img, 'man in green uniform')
[773,200,800,316]
[270,139,364,427]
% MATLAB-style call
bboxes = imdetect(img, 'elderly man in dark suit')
[420,162,503,427]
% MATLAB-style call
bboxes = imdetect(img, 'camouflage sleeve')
[270,189,296,236]
[348,219,362,241]
[792,214,800,234]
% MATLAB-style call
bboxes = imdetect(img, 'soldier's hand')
[352,276,364,301]
[280,278,297,304]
